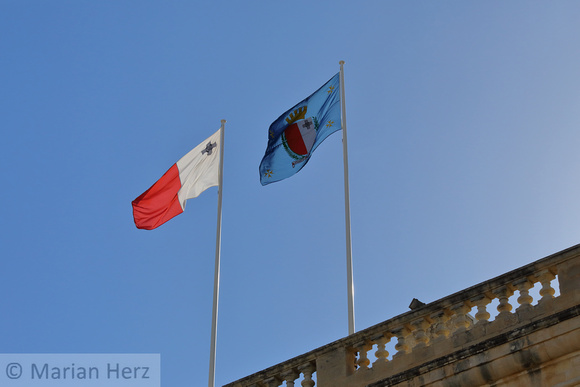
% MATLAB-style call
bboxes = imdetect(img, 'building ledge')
[225,244,580,387]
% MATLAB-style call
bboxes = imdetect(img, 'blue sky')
[2,1,580,386]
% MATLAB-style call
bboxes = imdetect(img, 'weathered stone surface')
[224,244,580,387]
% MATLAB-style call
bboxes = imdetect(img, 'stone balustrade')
[224,244,580,387]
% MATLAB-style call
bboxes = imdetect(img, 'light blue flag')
[259,73,341,185]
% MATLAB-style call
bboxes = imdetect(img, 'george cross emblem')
[201,141,217,156]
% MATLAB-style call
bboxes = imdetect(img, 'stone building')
[224,244,580,387]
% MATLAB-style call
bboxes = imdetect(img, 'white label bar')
[0,354,160,386]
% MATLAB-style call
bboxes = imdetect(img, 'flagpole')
[339,61,355,335]
[208,119,226,387]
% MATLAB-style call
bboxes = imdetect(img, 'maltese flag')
[132,129,221,230]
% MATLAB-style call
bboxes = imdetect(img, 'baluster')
[493,286,514,316]
[392,327,411,357]
[536,269,556,302]
[298,363,315,387]
[372,333,391,366]
[430,310,451,338]
[280,370,299,387]
[471,295,492,324]
[451,302,472,332]
[411,318,431,347]
[354,341,372,370]
[514,279,534,309]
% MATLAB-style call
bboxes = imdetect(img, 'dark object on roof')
[409,298,426,310]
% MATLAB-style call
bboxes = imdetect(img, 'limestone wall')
[224,244,580,387]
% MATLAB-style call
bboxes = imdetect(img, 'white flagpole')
[208,119,226,387]
[339,61,355,335]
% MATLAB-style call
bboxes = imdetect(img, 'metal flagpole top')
[209,119,226,387]
[339,60,355,335]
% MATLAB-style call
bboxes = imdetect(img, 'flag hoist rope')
[340,61,355,336]
[208,119,226,387]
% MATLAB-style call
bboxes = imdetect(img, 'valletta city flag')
[259,73,341,185]
[132,129,221,230]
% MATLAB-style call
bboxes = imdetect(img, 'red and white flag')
[132,129,221,230]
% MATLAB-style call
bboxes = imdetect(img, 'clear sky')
[2,1,580,386]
